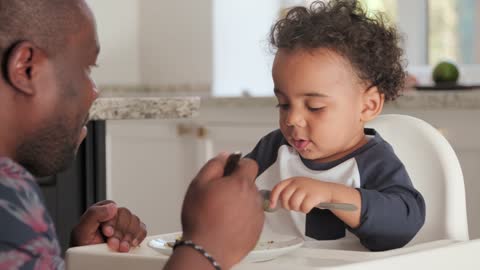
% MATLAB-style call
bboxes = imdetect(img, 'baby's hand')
[270,177,333,214]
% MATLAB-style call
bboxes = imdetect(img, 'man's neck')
[0,130,17,160]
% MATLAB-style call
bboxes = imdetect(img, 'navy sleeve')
[349,142,426,251]
[245,129,286,177]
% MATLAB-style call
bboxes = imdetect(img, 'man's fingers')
[120,214,140,251]
[108,208,132,252]
[102,219,116,237]
[133,222,147,247]
[76,203,117,236]
[193,152,229,185]
[93,200,116,207]
[100,201,119,237]
[228,158,259,185]
[107,237,120,251]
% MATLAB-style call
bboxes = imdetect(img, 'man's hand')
[179,153,264,269]
[70,200,147,252]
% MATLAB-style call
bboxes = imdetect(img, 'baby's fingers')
[270,180,292,209]
[289,190,307,212]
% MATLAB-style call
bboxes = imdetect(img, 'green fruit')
[432,61,459,84]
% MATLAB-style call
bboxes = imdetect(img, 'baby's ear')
[360,86,384,123]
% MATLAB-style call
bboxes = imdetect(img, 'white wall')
[139,0,213,87]
[86,0,141,86]
[212,0,281,96]
[397,0,428,66]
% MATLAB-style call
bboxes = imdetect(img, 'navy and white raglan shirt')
[246,128,426,251]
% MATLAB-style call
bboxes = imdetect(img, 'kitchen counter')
[89,96,200,120]
[98,86,480,110]
[200,90,480,110]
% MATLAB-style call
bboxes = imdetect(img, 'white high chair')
[366,114,469,244]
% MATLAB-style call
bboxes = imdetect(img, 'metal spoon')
[259,189,358,212]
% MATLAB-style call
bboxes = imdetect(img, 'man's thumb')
[79,203,117,231]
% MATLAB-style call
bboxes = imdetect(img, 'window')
[428,0,479,65]
[304,0,397,24]
[359,0,397,24]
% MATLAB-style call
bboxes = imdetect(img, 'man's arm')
[164,153,264,270]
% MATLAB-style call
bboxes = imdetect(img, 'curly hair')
[270,0,406,101]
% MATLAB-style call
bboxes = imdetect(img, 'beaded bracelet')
[173,240,222,270]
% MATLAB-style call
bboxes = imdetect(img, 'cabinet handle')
[197,127,207,138]
[177,124,193,137]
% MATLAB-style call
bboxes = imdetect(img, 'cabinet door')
[198,124,278,163]
[106,120,197,235]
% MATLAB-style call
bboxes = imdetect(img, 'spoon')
[259,189,358,212]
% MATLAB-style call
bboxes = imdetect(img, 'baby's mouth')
[292,139,310,151]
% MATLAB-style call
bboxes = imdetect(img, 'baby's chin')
[297,149,323,161]
[298,149,340,163]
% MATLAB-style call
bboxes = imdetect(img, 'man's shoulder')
[0,157,41,203]
[0,156,55,248]
[0,158,62,269]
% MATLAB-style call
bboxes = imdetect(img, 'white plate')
[148,232,304,263]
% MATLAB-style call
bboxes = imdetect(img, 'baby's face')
[272,48,370,163]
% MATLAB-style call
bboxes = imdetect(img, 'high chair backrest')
[366,114,469,244]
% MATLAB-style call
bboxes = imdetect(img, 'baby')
[246,0,425,251]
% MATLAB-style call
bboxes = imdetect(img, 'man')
[0,0,264,269]
[0,0,147,268]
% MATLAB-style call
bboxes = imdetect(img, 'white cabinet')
[105,120,199,235]
[198,124,278,162]
[195,104,279,162]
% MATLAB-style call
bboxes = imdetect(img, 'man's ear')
[5,41,45,96]
[360,85,384,123]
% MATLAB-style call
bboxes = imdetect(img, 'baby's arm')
[269,177,362,228]
[349,164,425,251]
[270,168,425,251]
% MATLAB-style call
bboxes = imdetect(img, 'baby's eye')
[276,103,290,111]
[307,106,325,112]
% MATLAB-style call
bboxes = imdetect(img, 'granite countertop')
[89,97,200,120]
[201,89,480,110]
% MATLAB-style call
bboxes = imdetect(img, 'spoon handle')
[317,202,358,211]
[259,189,357,212]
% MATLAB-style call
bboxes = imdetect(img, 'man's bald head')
[0,0,92,59]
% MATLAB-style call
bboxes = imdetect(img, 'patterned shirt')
[0,157,64,270]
